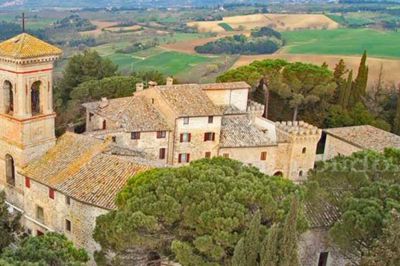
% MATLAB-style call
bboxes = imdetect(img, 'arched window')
[3,81,13,114]
[299,170,304,177]
[5,154,15,186]
[102,120,107,130]
[302,147,307,154]
[31,81,41,115]
[273,171,283,177]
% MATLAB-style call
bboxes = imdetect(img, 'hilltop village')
[0,33,399,266]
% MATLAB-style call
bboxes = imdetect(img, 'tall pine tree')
[280,196,300,266]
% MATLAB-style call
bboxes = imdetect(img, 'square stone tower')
[0,33,61,196]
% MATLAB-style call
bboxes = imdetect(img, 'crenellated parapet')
[276,121,322,142]
[247,100,264,117]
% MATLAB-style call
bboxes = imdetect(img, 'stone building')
[84,81,322,182]
[322,125,400,160]
[0,32,323,263]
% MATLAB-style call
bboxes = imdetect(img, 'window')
[3,80,13,114]
[25,177,31,188]
[260,152,267,161]
[37,230,44,236]
[102,120,107,130]
[31,81,41,115]
[180,133,191,143]
[157,131,166,139]
[183,117,189,125]
[223,153,229,158]
[318,252,329,266]
[89,112,94,122]
[36,206,44,222]
[299,170,304,177]
[112,136,116,142]
[178,153,190,163]
[65,196,71,205]
[49,188,55,199]
[302,147,307,154]
[208,116,214,124]
[5,154,15,186]
[65,219,71,232]
[204,132,215,142]
[159,148,166,160]
[131,132,141,140]
[274,171,283,176]
[205,152,211,159]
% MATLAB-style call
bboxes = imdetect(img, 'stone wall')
[323,135,361,161]
[173,116,222,163]
[204,88,248,111]
[299,229,350,266]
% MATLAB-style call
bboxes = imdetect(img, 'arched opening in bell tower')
[5,154,15,186]
[31,81,42,115]
[2,81,13,114]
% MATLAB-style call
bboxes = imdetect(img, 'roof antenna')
[22,12,25,33]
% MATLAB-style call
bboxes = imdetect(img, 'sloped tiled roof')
[220,115,276,148]
[324,125,400,152]
[83,95,171,132]
[22,133,152,210]
[155,84,223,117]
[304,200,341,228]
[199,81,251,90]
[0,33,62,59]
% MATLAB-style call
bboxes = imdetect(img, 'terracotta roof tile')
[22,133,153,210]
[199,81,251,90]
[155,84,223,117]
[324,125,400,152]
[0,33,62,59]
[220,115,275,147]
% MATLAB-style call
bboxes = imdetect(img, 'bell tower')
[0,33,62,171]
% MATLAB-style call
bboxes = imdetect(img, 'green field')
[106,51,211,75]
[282,29,400,58]
[218,23,234,32]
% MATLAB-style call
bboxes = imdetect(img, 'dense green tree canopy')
[0,191,20,252]
[94,158,306,265]
[307,149,400,264]
[0,232,89,266]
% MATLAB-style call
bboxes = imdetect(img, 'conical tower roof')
[0,33,62,59]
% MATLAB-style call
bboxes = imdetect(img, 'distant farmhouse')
[0,33,396,265]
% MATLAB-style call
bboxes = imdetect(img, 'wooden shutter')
[187,154,190,162]
[212,133,215,141]
[178,154,182,163]
[25,177,31,188]
[180,134,183,142]
[49,188,55,199]
[188,133,192,142]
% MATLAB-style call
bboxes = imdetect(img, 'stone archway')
[273,171,283,176]
[31,81,41,115]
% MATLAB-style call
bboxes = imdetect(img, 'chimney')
[148,81,158,88]
[136,82,144,92]
[166,77,174,86]
[99,97,109,108]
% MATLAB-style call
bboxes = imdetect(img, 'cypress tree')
[260,224,280,266]
[393,86,400,135]
[334,59,347,106]
[352,51,368,103]
[232,212,261,266]
[280,196,300,266]
[342,70,353,109]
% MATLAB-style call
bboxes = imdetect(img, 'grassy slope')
[282,29,400,58]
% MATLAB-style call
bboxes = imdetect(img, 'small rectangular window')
[159,148,166,160]
[49,188,55,199]
[318,252,329,266]
[204,132,215,141]
[260,152,267,161]
[223,153,230,158]
[65,196,71,205]
[89,112,94,122]
[180,133,191,143]
[131,132,141,140]
[183,117,189,125]
[36,206,44,222]
[208,116,214,124]
[205,152,211,159]
[65,219,71,232]
[25,177,31,188]
[112,136,116,142]
[157,131,166,139]
[178,153,190,163]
